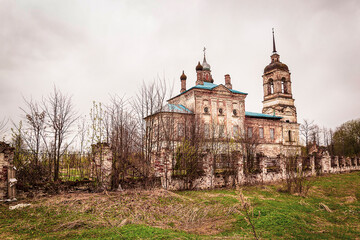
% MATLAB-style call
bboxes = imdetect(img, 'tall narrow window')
[259,127,264,139]
[178,123,185,138]
[288,130,292,142]
[270,128,275,140]
[269,79,274,94]
[233,125,239,138]
[281,78,287,93]
[219,125,225,138]
[248,127,253,138]
[204,124,209,139]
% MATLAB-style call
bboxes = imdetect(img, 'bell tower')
[262,29,297,123]
[195,47,213,85]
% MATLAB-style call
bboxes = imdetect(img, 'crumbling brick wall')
[153,149,360,190]
[91,143,113,190]
[0,142,16,200]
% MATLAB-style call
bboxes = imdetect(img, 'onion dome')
[196,61,203,71]
[202,56,211,70]
[180,71,187,80]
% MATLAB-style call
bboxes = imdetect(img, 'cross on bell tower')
[195,47,213,85]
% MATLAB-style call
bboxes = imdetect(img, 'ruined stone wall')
[158,152,360,190]
[0,153,6,199]
[91,143,113,190]
[0,142,16,200]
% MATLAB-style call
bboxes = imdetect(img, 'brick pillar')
[0,143,16,200]
[201,153,214,189]
[280,155,286,179]
[310,155,316,176]
[237,155,245,185]
[346,157,351,170]
[260,156,267,182]
[91,143,113,190]
[297,156,302,172]
[334,156,339,172]
[339,157,344,172]
[321,154,331,173]
[7,167,16,199]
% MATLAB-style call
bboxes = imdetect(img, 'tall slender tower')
[262,29,297,123]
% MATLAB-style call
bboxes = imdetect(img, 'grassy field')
[1,172,359,239]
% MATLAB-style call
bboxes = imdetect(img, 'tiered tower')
[262,29,297,123]
[195,47,214,85]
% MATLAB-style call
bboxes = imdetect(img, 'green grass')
[1,172,359,239]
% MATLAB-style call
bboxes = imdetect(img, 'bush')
[283,155,312,197]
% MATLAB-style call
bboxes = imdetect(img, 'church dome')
[264,61,289,73]
[180,71,187,80]
[202,59,211,70]
[196,61,203,71]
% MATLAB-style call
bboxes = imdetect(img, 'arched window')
[288,130,292,142]
[281,78,287,93]
[268,79,274,94]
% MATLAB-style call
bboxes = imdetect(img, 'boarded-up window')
[178,123,185,137]
[248,127,253,138]
[233,125,239,138]
[204,124,209,138]
[259,127,264,139]
[270,128,275,140]
[219,125,225,138]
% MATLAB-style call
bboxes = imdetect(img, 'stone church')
[145,32,301,188]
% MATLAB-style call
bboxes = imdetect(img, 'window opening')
[259,127,264,139]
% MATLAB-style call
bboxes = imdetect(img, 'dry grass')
[29,189,240,235]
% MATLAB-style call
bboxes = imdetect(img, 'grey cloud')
[0,0,360,136]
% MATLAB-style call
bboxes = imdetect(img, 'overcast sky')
[1,0,360,138]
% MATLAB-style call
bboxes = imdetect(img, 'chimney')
[180,71,187,93]
[225,74,232,89]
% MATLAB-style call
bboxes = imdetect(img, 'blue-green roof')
[166,104,193,113]
[170,82,247,100]
[245,111,282,119]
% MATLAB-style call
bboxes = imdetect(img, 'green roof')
[245,111,282,119]
[171,82,247,100]
[166,104,193,113]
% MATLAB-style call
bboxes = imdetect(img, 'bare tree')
[42,86,78,181]
[310,124,321,146]
[107,95,139,189]
[300,119,315,155]
[0,117,8,139]
[77,116,90,179]
[11,121,26,167]
[132,78,171,179]
[322,126,329,148]
[239,127,261,175]
[19,98,46,166]
[89,101,107,145]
